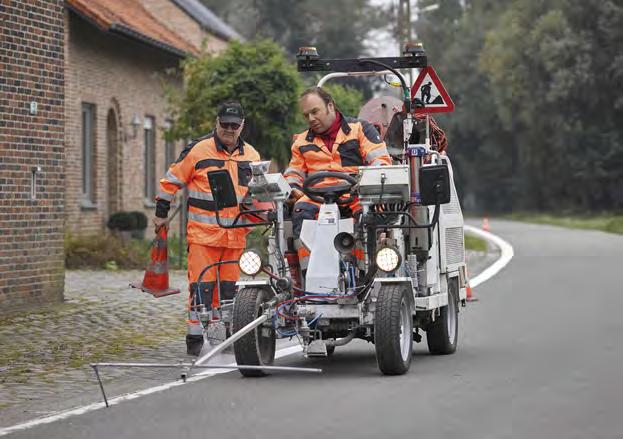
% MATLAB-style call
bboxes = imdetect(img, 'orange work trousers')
[186,245,244,337]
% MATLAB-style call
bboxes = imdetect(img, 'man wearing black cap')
[154,101,261,355]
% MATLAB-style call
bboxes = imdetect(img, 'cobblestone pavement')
[0,248,495,428]
[0,270,192,427]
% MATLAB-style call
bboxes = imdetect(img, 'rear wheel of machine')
[426,277,459,355]
[232,288,275,377]
[374,284,413,375]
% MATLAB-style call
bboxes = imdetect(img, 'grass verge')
[465,233,488,253]
[507,213,623,235]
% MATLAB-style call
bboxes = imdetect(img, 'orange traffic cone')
[131,227,181,298]
[466,281,478,302]
[482,216,490,232]
[465,268,478,302]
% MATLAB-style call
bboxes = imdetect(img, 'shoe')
[186,334,204,356]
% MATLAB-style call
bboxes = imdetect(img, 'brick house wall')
[64,12,187,236]
[0,1,66,311]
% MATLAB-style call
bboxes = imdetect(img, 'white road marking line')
[464,224,514,288]
[0,345,302,436]
[1,228,513,436]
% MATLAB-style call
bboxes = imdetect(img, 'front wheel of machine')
[426,277,459,355]
[374,284,413,375]
[232,288,275,377]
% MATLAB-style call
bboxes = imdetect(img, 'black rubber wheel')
[426,277,459,355]
[232,288,275,377]
[374,284,413,375]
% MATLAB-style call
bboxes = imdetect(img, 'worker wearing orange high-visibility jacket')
[284,87,391,269]
[153,101,260,356]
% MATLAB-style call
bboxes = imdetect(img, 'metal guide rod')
[90,362,322,408]
[194,314,268,367]
[92,365,109,407]
[89,313,324,408]
[93,363,321,372]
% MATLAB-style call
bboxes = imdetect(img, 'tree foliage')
[200,0,387,60]
[413,0,623,213]
[200,0,390,96]
[168,40,301,165]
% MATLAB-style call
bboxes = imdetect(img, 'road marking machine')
[91,45,468,405]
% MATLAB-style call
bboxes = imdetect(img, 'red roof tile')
[67,0,198,56]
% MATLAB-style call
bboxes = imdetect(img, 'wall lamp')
[130,115,142,139]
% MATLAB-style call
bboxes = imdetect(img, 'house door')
[107,109,120,216]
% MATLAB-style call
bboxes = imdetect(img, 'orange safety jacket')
[155,132,260,248]
[284,115,391,190]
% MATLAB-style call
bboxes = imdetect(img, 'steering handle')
[302,171,358,204]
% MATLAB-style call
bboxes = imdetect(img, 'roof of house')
[66,0,199,57]
[170,0,242,41]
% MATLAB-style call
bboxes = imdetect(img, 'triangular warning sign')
[411,66,454,113]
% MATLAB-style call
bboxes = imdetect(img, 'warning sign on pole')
[410,66,454,113]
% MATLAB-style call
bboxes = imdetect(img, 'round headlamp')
[375,246,401,273]
[239,250,263,276]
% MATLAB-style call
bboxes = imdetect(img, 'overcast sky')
[366,0,433,57]
[367,0,398,57]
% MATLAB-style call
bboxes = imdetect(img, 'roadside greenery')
[464,234,488,253]
[507,213,623,235]
[200,0,387,61]
[65,234,147,270]
[65,233,188,270]
[414,0,623,214]
[168,40,300,166]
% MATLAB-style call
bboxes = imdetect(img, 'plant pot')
[131,229,146,240]
[111,230,133,243]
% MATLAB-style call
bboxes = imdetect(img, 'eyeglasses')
[219,121,241,130]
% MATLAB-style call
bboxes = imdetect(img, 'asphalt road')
[7,220,623,439]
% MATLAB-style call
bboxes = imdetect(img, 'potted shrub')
[129,211,148,240]
[107,211,138,241]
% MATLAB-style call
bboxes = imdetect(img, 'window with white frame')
[81,102,96,203]
[144,116,156,201]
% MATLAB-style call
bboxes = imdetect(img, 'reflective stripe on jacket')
[156,132,260,248]
[284,115,391,190]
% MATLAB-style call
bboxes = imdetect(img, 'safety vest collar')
[339,114,352,135]
[214,131,245,155]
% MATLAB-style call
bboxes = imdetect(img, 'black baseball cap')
[217,101,244,124]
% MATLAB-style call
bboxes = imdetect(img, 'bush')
[107,212,137,231]
[129,211,148,230]
[65,233,149,269]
